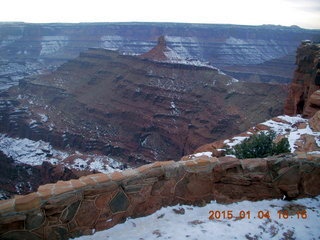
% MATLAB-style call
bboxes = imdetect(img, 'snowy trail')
[74,196,320,240]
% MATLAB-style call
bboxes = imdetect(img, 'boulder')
[309,110,320,131]
[309,90,320,107]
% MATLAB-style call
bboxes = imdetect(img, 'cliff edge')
[284,41,320,117]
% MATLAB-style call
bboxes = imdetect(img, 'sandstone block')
[122,169,139,178]
[37,184,54,200]
[45,226,68,240]
[220,175,251,186]
[109,190,130,214]
[218,156,241,170]
[240,158,268,172]
[186,179,212,196]
[25,210,45,230]
[88,173,110,184]
[0,199,15,215]
[0,213,26,225]
[70,179,86,190]
[79,176,96,186]
[136,163,155,173]
[276,166,300,185]
[301,168,320,195]
[75,200,100,227]
[95,191,116,210]
[309,110,320,131]
[45,191,82,209]
[309,90,320,106]
[153,160,174,168]
[163,162,185,179]
[183,158,217,173]
[60,200,81,223]
[278,184,299,198]
[110,171,126,182]
[15,193,41,212]
[54,181,74,195]
[83,181,118,197]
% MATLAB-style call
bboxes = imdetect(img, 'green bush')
[225,131,290,159]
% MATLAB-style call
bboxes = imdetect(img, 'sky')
[0,0,319,29]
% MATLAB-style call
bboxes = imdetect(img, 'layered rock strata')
[284,42,320,117]
[0,155,319,239]
[0,48,287,165]
[1,22,320,88]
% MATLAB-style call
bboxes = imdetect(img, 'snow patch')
[223,115,320,153]
[75,195,320,240]
[315,136,320,147]
[0,134,68,166]
[0,134,123,173]
[165,36,200,60]
[262,115,319,153]
[40,36,69,56]
[193,152,212,158]
[224,136,249,148]
[38,113,48,122]
[101,35,123,50]
[226,37,247,45]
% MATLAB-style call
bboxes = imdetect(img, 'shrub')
[225,131,290,159]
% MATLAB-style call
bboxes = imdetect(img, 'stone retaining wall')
[1,154,320,240]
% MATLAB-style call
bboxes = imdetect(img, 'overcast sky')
[1,0,319,29]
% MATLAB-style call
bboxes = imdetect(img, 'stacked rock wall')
[0,155,320,239]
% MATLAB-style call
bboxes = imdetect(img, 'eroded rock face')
[309,110,320,131]
[284,42,320,117]
[140,36,171,62]
[0,48,287,165]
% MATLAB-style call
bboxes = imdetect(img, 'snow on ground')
[261,115,319,153]
[0,134,123,173]
[0,134,68,165]
[224,115,320,154]
[224,136,249,148]
[40,36,69,56]
[67,155,122,174]
[192,152,213,158]
[101,35,124,51]
[38,113,48,122]
[74,195,320,240]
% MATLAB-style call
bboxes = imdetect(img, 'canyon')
[1,22,320,91]
[0,22,319,239]
[0,46,287,166]
[0,26,319,199]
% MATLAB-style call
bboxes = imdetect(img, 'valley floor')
[74,195,320,240]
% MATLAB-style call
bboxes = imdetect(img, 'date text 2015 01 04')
[208,210,308,220]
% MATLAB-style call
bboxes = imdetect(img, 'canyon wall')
[285,42,320,117]
[1,22,320,90]
[0,154,319,239]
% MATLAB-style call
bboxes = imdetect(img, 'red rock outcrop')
[309,110,320,131]
[284,42,320,117]
[140,36,174,62]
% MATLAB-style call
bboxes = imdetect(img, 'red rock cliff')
[284,41,320,117]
